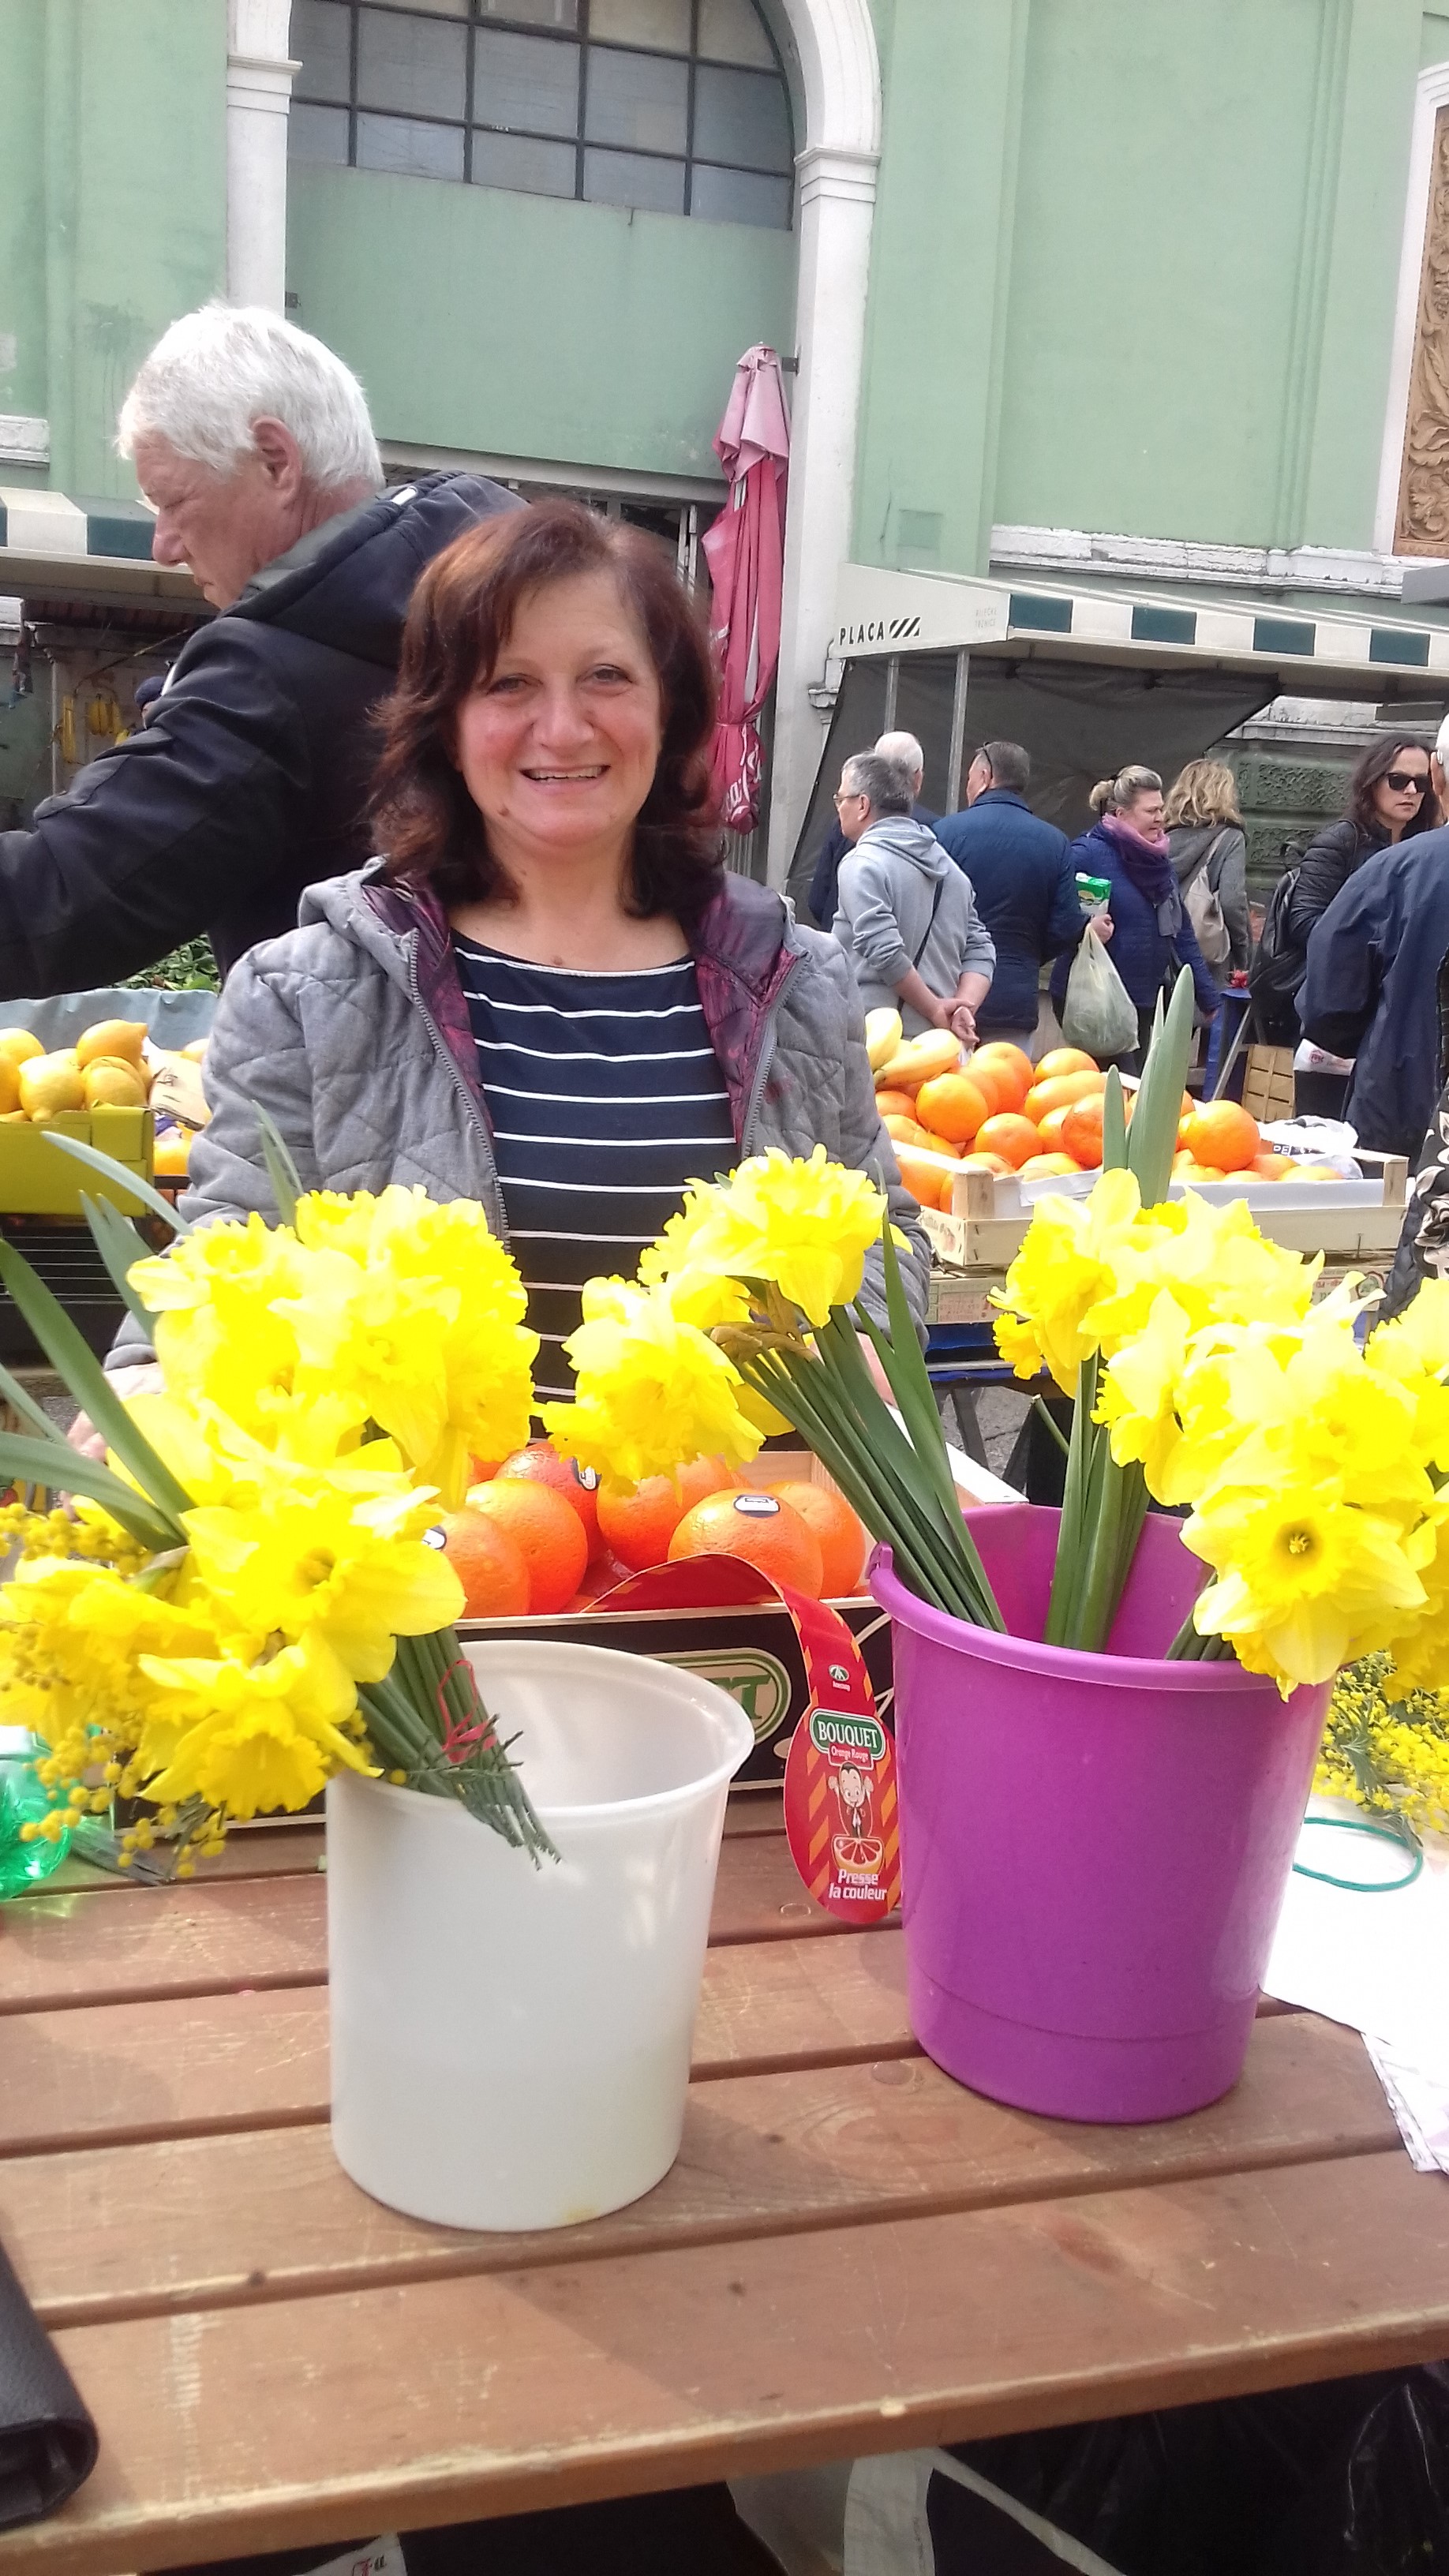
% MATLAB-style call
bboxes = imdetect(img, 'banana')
[878,1029,964,1091]
[864,1007,903,1073]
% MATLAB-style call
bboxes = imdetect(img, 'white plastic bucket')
[326,1638,754,2230]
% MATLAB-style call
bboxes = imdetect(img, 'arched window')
[290,0,795,230]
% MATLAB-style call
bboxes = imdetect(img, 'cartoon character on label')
[833,1762,873,1845]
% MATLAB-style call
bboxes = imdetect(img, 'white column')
[766,142,878,889]
[227,0,299,311]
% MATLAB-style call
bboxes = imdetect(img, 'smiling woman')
[110,498,930,1399]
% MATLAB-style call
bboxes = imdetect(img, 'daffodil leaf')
[1102,1069,1127,1172]
[253,1102,301,1230]
[79,1194,155,1329]
[41,1132,192,1234]
[0,1433,177,1551]
[1125,965,1196,1208]
[0,1238,192,1527]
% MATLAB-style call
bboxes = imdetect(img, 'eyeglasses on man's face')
[833,788,869,808]
[1385,769,1429,794]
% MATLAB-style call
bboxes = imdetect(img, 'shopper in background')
[1051,765,1219,1069]
[0,302,520,993]
[831,750,994,1041]
[1163,759,1249,988]
[932,739,1088,1058]
[1298,718,1449,1161]
[1282,733,1436,1117]
[808,728,936,929]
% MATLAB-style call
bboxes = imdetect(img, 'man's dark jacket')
[1300,827,1449,1158]
[932,787,1084,1034]
[0,470,519,991]
[808,799,936,930]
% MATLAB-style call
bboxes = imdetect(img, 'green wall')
[856,0,1425,572]
[287,167,796,483]
[0,0,227,497]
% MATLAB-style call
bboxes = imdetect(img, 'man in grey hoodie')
[831,751,996,1039]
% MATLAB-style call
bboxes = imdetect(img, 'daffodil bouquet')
[538,969,1449,1705]
[0,1132,552,1870]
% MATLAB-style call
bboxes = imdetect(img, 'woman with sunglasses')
[1284,735,1436,1117]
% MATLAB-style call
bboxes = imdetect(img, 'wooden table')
[0,1799,1444,2573]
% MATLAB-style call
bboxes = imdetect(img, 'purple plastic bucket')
[872,1505,1330,2123]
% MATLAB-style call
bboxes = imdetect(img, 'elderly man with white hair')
[807,727,936,930]
[0,303,519,989]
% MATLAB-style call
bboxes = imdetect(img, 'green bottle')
[0,1731,70,1896]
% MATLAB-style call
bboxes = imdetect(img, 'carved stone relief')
[1396,106,1449,553]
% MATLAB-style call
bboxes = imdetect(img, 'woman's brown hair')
[370,497,724,929]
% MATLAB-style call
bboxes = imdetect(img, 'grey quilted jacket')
[112,863,929,1361]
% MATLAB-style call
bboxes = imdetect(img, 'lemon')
[82,1059,148,1110]
[0,1029,43,1068]
[75,1018,148,1070]
[18,1053,85,1118]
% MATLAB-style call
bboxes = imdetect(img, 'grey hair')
[117,302,384,496]
[874,728,925,784]
[842,751,913,814]
[1089,763,1163,818]
[977,739,1030,793]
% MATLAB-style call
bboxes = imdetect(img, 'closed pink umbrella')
[701,345,791,834]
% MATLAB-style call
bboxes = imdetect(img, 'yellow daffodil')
[543,1277,764,1491]
[182,1475,463,1682]
[992,1167,1150,1391]
[137,1633,373,1820]
[1094,1290,1193,1488]
[642,1150,887,1330]
[1182,1485,1428,1690]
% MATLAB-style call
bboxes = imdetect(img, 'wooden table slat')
[0,2014,1395,2331]
[7,2150,1447,2576]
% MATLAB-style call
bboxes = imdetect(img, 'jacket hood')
[230,471,524,669]
[856,814,950,877]
[1167,822,1226,872]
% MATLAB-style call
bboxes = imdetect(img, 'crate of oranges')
[863,1014,1411,1271]
[438,1437,968,1790]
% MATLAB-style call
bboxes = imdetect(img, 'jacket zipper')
[739,951,799,1155]
[401,930,511,1244]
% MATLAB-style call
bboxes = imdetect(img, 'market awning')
[0,489,200,616]
[788,560,1449,905]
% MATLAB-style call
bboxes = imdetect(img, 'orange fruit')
[465,1477,589,1615]
[968,1042,1035,1103]
[957,1151,1013,1176]
[1061,1096,1106,1168]
[894,1146,945,1210]
[668,1489,825,1597]
[1035,1104,1074,1153]
[1180,1100,1259,1174]
[873,1089,919,1121]
[1035,1046,1099,1079]
[596,1455,739,1572]
[437,1508,531,1619]
[958,1059,1012,1118]
[975,1112,1041,1170]
[495,1440,603,1561]
[884,1114,932,1150]
[1249,1151,1290,1180]
[917,1129,960,1160]
[914,1072,988,1144]
[1024,1069,1103,1123]
[153,1129,190,1178]
[764,1481,868,1597]
[1020,1151,1081,1178]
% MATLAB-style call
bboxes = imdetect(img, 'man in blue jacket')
[931,742,1088,1054]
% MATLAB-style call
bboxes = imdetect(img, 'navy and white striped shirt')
[454,934,736,1400]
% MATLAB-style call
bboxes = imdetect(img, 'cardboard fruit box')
[920,1148,1410,1274]
[0,1106,155,1218]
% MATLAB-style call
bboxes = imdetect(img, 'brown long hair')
[370,498,724,930]
[1346,734,1436,841]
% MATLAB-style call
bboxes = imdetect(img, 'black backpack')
[1247,837,1310,1046]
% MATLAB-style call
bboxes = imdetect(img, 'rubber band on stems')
[1292,1813,1423,1894]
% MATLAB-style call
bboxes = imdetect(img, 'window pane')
[356,9,466,117]
[355,111,466,175]
[690,162,791,227]
[692,62,792,170]
[582,147,685,213]
[585,48,687,153]
[292,0,351,101]
[589,0,691,51]
[472,129,577,194]
[290,100,352,161]
[478,0,578,22]
[474,29,578,136]
[697,0,776,67]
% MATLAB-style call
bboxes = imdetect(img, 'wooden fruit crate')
[920,1148,1410,1273]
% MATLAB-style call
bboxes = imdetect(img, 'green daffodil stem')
[1045,1358,1099,1645]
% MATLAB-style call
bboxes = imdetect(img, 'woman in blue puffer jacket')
[1050,766,1219,1068]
